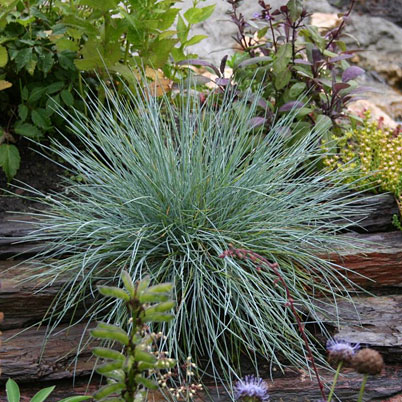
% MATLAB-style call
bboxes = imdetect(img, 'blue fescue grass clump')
[20,81,368,387]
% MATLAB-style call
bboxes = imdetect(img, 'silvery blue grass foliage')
[18,80,369,389]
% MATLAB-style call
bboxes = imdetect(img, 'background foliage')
[0,0,214,181]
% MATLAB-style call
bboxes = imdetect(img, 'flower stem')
[327,361,343,402]
[219,245,327,401]
[357,374,368,402]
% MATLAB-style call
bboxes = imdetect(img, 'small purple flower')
[234,375,269,401]
[326,339,360,365]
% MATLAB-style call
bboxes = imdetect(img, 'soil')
[0,141,65,219]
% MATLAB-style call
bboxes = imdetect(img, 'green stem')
[327,361,343,402]
[357,374,368,402]
[78,72,87,117]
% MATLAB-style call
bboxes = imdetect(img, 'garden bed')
[1,194,402,401]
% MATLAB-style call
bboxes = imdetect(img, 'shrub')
[21,80,369,388]
[0,0,214,181]
[226,0,364,135]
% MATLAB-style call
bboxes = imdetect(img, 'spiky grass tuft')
[20,81,368,389]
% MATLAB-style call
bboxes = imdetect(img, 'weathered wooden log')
[0,215,44,257]
[328,231,402,287]
[0,322,96,383]
[0,261,76,330]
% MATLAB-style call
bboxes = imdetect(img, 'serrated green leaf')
[60,89,74,107]
[158,8,179,30]
[31,108,51,129]
[14,122,43,138]
[92,347,125,361]
[0,44,8,67]
[38,51,54,74]
[93,383,125,400]
[15,47,32,72]
[30,386,56,402]
[0,143,20,181]
[16,15,35,27]
[46,94,60,115]
[55,38,79,52]
[25,54,37,75]
[184,5,215,24]
[18,104,28,122]
[5,378,20,402]
[148,38,177,68]
[28,87,46,103]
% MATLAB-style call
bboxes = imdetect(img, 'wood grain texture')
[325,231,402,287]
[0,322,96,383]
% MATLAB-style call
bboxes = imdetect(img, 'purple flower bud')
[326,339,360,366]
[234,375,269,401]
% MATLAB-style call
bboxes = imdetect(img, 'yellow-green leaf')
[0,45,8,67]
[0,80,12,91]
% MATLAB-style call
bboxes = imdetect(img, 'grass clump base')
[19,80,369,392]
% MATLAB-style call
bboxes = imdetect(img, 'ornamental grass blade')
[15,77,372,393]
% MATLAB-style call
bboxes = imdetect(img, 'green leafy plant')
[182,0,365,141]
[0,0,215,181]
[0,0,82,181]
[20,80,369,390]
[323,111,402,228]
[90,271,176,401]
[226,0,364,136]
[4,378,90,402]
